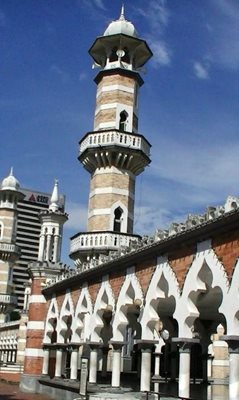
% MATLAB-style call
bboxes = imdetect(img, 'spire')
[49,179,60,212]
[119,4,125,21]
[10,167,13,176]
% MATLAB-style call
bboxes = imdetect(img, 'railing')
[0,294,17,306]
[0,243,20,253]
[80,130,150,157]
[70,231,139,254]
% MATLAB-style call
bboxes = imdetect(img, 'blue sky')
[1,0,239,264]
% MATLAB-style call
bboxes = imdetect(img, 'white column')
[70,349,79,380]
[221,335,239,400]
[42,348,50,375]
[45,234,51,261]
[178,347,190,398]
[89,347,98,384]
[140,348,152,392]
[53,235,59,262]
[111,344,123,388]
[38,234,45,261]
[55,348,63,378]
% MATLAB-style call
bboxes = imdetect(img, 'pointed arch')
[175,240,229,337]
[112,266,144,341]
[90,275,115,343]
[58,290,74,343]
[43,296,59,344]
[110,201,128,233]
[71,284,93,342]
[140,256,180,340]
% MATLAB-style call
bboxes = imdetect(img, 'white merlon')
[25,348,44,357]
[94,166,135,179]
[94,121,116,130]
[89,187,134,200]
[27,321,45,330]
[88,208,133,220]
[29,295,46,304]
[96,84,134,98]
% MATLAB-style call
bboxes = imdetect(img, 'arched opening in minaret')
[113,207,123,232]
[121,47,130,64]
[119,111,128,132]
[109,47,118,62]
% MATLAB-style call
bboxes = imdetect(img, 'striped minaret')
[20,181,67,393]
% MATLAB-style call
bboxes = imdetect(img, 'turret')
[0,169,25,322]
[38,180,68,263]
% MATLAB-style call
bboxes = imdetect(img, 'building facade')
[19,9,239,400]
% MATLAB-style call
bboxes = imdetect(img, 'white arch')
[43,296,59,344]
[140,256,180,340]
[109,201,128,233]
[58,290,74,343]
[222,258,239,333]
[90,275,115,343]
[112,266,144,341]
[72,284,93,342]
[175,240,229,337]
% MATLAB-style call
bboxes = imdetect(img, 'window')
[119,111,128,132]
[113,207,123,232]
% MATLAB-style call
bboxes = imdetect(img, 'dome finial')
[10,167,13,176]
[119,4,125,21]
[49,179,60,212]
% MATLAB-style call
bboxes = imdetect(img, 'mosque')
[1,8,239,400]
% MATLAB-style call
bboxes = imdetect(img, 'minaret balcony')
[0,242,21,262]
[0,293,18,314]
[79,129,151,174]
[70,231,141,259]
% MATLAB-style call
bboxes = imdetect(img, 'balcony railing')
[70,231,140,255]
[0,243,21,261]
[0,294,18,314]
[80,130,151,158]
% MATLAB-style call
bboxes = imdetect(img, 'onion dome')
[1,168,20,191]
[104,6,138,38]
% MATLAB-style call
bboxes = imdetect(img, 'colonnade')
[40,337,216,397]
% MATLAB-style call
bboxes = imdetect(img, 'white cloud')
[65,202,88,231]
[135,0,172,67]
[50,65,69,82]
[208,0,239,70]
[149,40,171,67]
[193,61,209,79]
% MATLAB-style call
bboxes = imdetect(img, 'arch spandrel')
[90,275,115,343]
[43,295,59,344]
[221,258,239,333]
[58,290,74,344]
[140,256,180,340]
[112,266,144,341]
[72,283,93,342]
[175,240,229,337]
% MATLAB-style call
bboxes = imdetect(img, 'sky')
[1,0,239,265]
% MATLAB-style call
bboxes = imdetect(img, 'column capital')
[172,337,200,352]
[87,341,102,350]
[109,341,125,351]
[135,339,158,351]
[221,335,239,353]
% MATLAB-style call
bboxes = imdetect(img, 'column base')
[20,374,42,393]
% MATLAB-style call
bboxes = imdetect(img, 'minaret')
[0,168,24,323]
[70,8,152,268]
[21,181,68,392]
[38,180,68,263]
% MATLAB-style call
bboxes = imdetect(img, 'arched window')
[0,223,3,239]
[109,47,118,62]
[113,207,123,232]
[119,111,128,132]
